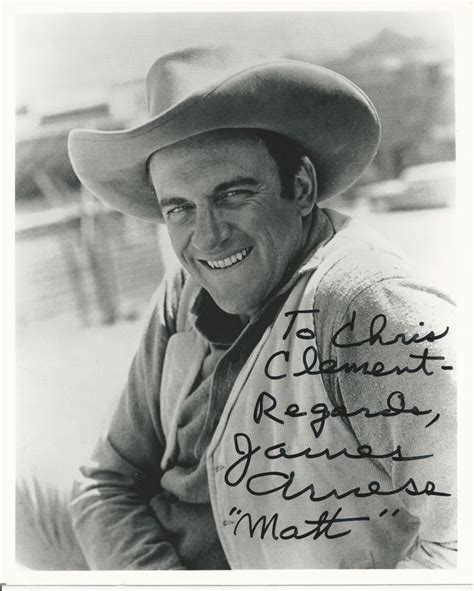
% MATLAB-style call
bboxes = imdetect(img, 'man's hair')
[252,129,308,200]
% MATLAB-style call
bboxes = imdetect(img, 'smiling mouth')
[200,247,252,270]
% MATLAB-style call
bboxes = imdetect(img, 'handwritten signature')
[229,506,369,541]
[224,432,450,501]
[282,309,449,347]
[220,308,453,543]
[253,389,440,437]
[265,309,453,380]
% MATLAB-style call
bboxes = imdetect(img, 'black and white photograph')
[3,3,472,585]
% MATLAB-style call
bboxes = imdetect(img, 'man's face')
[149,130,310,318]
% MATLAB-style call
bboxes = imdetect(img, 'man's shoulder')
[301,212,455,352]
[316,244,410,301]
[307,210,414,312]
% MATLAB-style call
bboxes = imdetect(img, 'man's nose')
[191,206,230,252]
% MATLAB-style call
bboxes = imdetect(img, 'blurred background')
[15,12,456,489]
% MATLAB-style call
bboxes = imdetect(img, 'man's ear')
[293,156,318,216]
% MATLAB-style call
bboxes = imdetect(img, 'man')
[32,46,456,570]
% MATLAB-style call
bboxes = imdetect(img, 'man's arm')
[327,276,456,568]
[70,270,188,570]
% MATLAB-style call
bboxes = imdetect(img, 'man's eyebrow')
[211,176,260,195]
[158,196,190,208]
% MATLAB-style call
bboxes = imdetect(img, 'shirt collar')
[190,207,335,345]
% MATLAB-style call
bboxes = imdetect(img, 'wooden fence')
[16,203,166,327]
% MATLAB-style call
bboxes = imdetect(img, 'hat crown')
[145,45,266,116]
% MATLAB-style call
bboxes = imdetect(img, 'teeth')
[204,248,249,270]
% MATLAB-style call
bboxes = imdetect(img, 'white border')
[2,0,472,586]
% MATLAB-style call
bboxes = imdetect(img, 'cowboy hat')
[68,45,380,222]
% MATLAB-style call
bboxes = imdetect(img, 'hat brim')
[68,60,380,222]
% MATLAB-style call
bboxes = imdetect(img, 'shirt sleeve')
[69,270,188,570]
[325,276,457,569]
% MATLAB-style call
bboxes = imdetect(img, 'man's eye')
[222,189,252,201]
[164,205,193,222]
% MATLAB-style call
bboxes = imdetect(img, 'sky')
[15,11,454,113]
